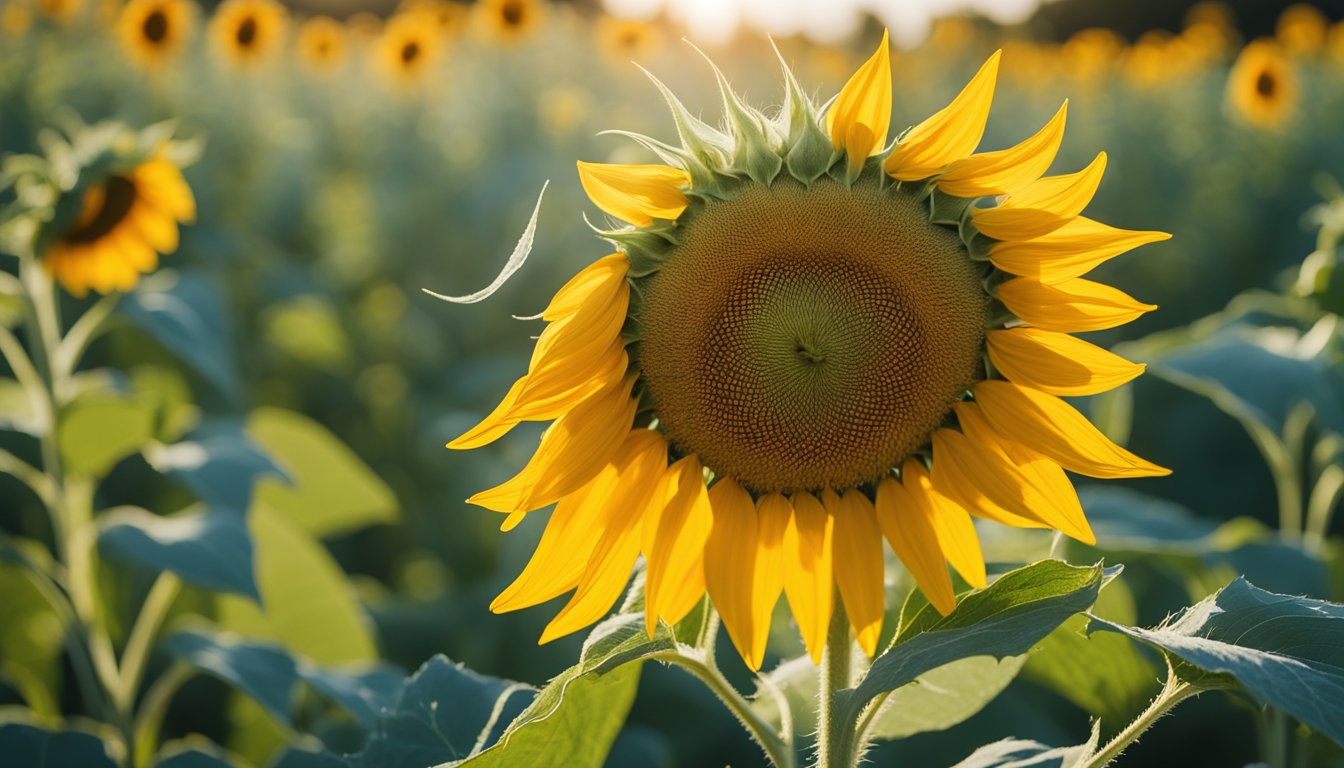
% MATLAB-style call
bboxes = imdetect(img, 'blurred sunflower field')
[4,0,1344,765]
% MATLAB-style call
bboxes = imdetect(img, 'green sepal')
[966,231,997,262]
[928,187,975,226]
[697,54,783,185]
[639,65,730,180]
[773,45,834,186]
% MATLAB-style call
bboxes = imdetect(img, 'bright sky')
[602,0,1045,47]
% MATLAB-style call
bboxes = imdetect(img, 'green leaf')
[0,377,38,434]
[1020,574,1158,728]
[247,408,397,538]
[261,296,352,372]
[948,728,1100,768]
[119,270,239,400]
[144,421,286,515]
[152,739,243,768]
[867,656,1026,741]
[216,503,377,664]
[0,562,64,719]
[835,560,1107,728]
[59,392,155,477]
[98,506,258,599]
[0,723,117,768]
[1090,577,1344,747]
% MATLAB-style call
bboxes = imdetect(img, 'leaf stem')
[653,650,795,768]
[115,573,181,713]
[816,601,856,768]
[1080,672,1199,768]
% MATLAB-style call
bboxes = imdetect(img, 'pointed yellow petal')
[540,430,667,643]
[997,277,1157,333]
[827,29,892,176]
[577,161,690,227]
[705,477,765,670]
[750,493,790,665]
[827,488,884,656]
[987,328,1145,396]
[491,468,617,613]
[989,216,1171,284]
[642,455,713,637]
[873,477,956,616]
[903,460,986,589]
[927,428,1046,532]
[973,380,1171,478]
[1001,151,1107,214]
[783,491,833,664]
[937,102,1068,198]
[467,375,637,513]
[542,254,630,322]
[884,50,1000,181]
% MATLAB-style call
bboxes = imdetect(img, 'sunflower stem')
[816,600,857,768]
[1079,667,1199,768]
[654,650,794,768]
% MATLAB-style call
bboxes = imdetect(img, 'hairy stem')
[655,650,795,768]
[1081,673,1199,768]
[816,602,856,768]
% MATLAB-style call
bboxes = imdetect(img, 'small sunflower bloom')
[1227,39,1296,129]
[451,36,1169,671]
[210,0,286,68]
[44,159,196,298]
[117,0,193,71]
[475,0,540,44]
[375,11,441,85]
[297,16,346,74]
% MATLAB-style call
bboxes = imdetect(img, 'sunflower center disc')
[638,178,987,494]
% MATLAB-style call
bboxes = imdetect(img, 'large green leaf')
[98,506,258,599]
[216,503,377,665]
[246,407,397,538]
[59,392,155,477]
[1091,577,1344,746]
[144,421,286,515]
[834,561,1107,728]
[0,561,63,719]
[119,270,239,400]
[948,730,1099,768]
[0,723,117,768]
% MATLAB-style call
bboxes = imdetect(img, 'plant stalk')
[816,601,855,768]
[654,650,794,768]
[1080,673,1199,768]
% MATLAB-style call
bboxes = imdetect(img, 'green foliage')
[0,722,118,768]
[950,732,1100,768]
[118,271,239,400]
[58,392,155,477]
[98,506,259,599]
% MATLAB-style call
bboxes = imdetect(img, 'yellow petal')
[705,477,766,670]
[576,161,690,227]
[133,160,196,223]
[873,477,956,616]
[827,29,892,176]
[937,101,1068,198]
[826,488,884,656]
[467,375,637,514]
[542,254,630,322]
[903,460,986,589]
[642,455,712,637]
[540,429,667,643]
[997,277,1157,333]
[783,491,833,664]
[751,493,790,665]
[987,328,1145,396]
[973,380,1171,479]
[989,216,1171,284]
[1000,151,1107,214]
[884,50,1000,181]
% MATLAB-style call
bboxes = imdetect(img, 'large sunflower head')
[210,0,287,68]
[453,34,1170,669]
[117,0,193,70]
[1227,39,1296,129]
[375,11,441,85]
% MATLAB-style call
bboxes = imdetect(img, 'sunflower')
[1277,3,1327,55]
[210,0,286,68]
[399,0,467,35]
[1227,39,1296,129]
[43,159,195,298]
[453,34,1169,670]
[297,16,346,74]
[117,0,193,70]
[36,0,81,23]
[375,11,440,85]
[475,0,540,43]
[3,2,33,36]
[596,15,661,63]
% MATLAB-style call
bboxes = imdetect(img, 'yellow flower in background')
[453,33,1169,671]
[596,15,661,62]
[376,11,441,85]
[1227,39,1296,129]
[1277,3,1327,55]
[344,11,383,42]
[1061,28,1124,82]
[297,16,346,73]
[476,0,540,43]
[211,0,286,68]
[37,0,82,23]
[117,0,193,70]
[1331,21,1344,63]
[399,0,467,35]
[44,160,196,298]
[3,2,33,36]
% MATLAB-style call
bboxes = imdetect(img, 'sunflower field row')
[2,0,1344,767]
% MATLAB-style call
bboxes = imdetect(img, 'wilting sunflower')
[43,159,195,297]
[117,0,193,70]
[453,34,1169,670]
[297,16,346,73]
[475,0,540,43]
[375,11,440,84]
[210,0,286,68]
[1227,39,1296,129]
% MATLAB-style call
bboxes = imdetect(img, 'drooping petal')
[987,328,1145,396]
[937,101,1068,198]
[989,216,1171,284]
[826,29,892,177]
[972,380,1171,478]
[903,460,986,589]
[540,430,667,643]
[873,477,956,616]
[884,50,1000,181]
[642,455,713,637]
[577,161,690,227]
[969,152,1107,240]
[783,491,833,663]
[542,253,630,322]
[997,277,1156,333]
[705,477,765,670]
[826,488,884,656]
